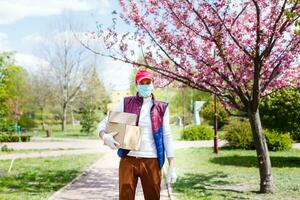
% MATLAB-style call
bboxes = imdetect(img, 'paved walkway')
[293,143,300,149]
[47,147,172,200]
[1,138,184,200]
[44,139,230,200]
[2,137,101,150]
[0,139,228,160]
[1,139,298,161]
[2,138,299,200]
[0,149,101,160]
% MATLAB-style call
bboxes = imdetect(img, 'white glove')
[102,131,120,149]
[167,165,177,184]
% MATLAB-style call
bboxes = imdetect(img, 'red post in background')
[214,93,218,154]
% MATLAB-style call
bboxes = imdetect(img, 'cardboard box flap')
[108,111,137,125]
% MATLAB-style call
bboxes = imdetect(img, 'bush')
[265,129,293,151]
[0,122,17,133]
[19,114,38,130]
[20,135,31,142]
[224,119,293,151]
[200,97,229,129]
[1,144,13,152]
[0,134,31,142]
[223,119,254,149]
[181,124,213,140]
[260,88,300,141]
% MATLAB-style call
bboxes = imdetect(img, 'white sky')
[0,0,133,91]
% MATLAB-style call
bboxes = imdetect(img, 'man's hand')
[102,131,120,149]
[167,165,177,184]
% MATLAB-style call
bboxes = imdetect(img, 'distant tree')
[5,65,30,124]
[260,88,300,140]
[0,52,14,131]
[41,25,93,132]
[200,96,229,128]
[79,105,98,134]
[75,65,110,134]
[0,52,30,131]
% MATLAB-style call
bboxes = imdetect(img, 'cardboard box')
[106,111,142,151]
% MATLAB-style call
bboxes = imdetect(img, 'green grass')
[32,124,98,139]
[173,148,300,200]
[0,153,102,200]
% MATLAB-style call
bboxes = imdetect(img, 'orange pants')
[119,156,161,200]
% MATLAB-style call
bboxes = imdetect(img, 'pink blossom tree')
[86,0,300,193]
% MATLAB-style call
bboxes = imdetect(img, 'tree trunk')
[41,107,45,131]
[62,104,67,132]
[71,110,75,127]
[248,107,275,193]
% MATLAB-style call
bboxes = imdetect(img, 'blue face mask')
[137,83,154,97]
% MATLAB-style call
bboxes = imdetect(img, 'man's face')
[138,78,152,85]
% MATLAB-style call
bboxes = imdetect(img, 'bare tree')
[41,25,94,132]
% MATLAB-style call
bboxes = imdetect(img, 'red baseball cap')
[135,69,154,84]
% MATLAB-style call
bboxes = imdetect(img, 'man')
[97,68,177,200]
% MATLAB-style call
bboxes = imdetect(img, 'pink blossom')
[93,0,300,109]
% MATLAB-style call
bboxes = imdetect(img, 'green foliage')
[18,114,38,130]
[21,134,31,142]
[79,106,98,134]
[223,119,254,149]
[260,88,300,141]
[75,67,110,134]
[224,119,293,151]
[285,2,300,34]
[0,121,15,133]
[152,86,209,125]
[1,144,13,152]
[34,112,61,126]
[0,52,15,128]
[265,130,293,151]
[200,96,229,128]
[83,67,110,114]
[0,134,31,142]
[181,124,213,140]
[0,52,31,131]
[167,87,209,125]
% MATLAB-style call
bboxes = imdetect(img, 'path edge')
[46,155,103,200]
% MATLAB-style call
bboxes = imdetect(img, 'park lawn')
[32,124,99,139]
[0,153,102,200]
[173,148,300,200]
